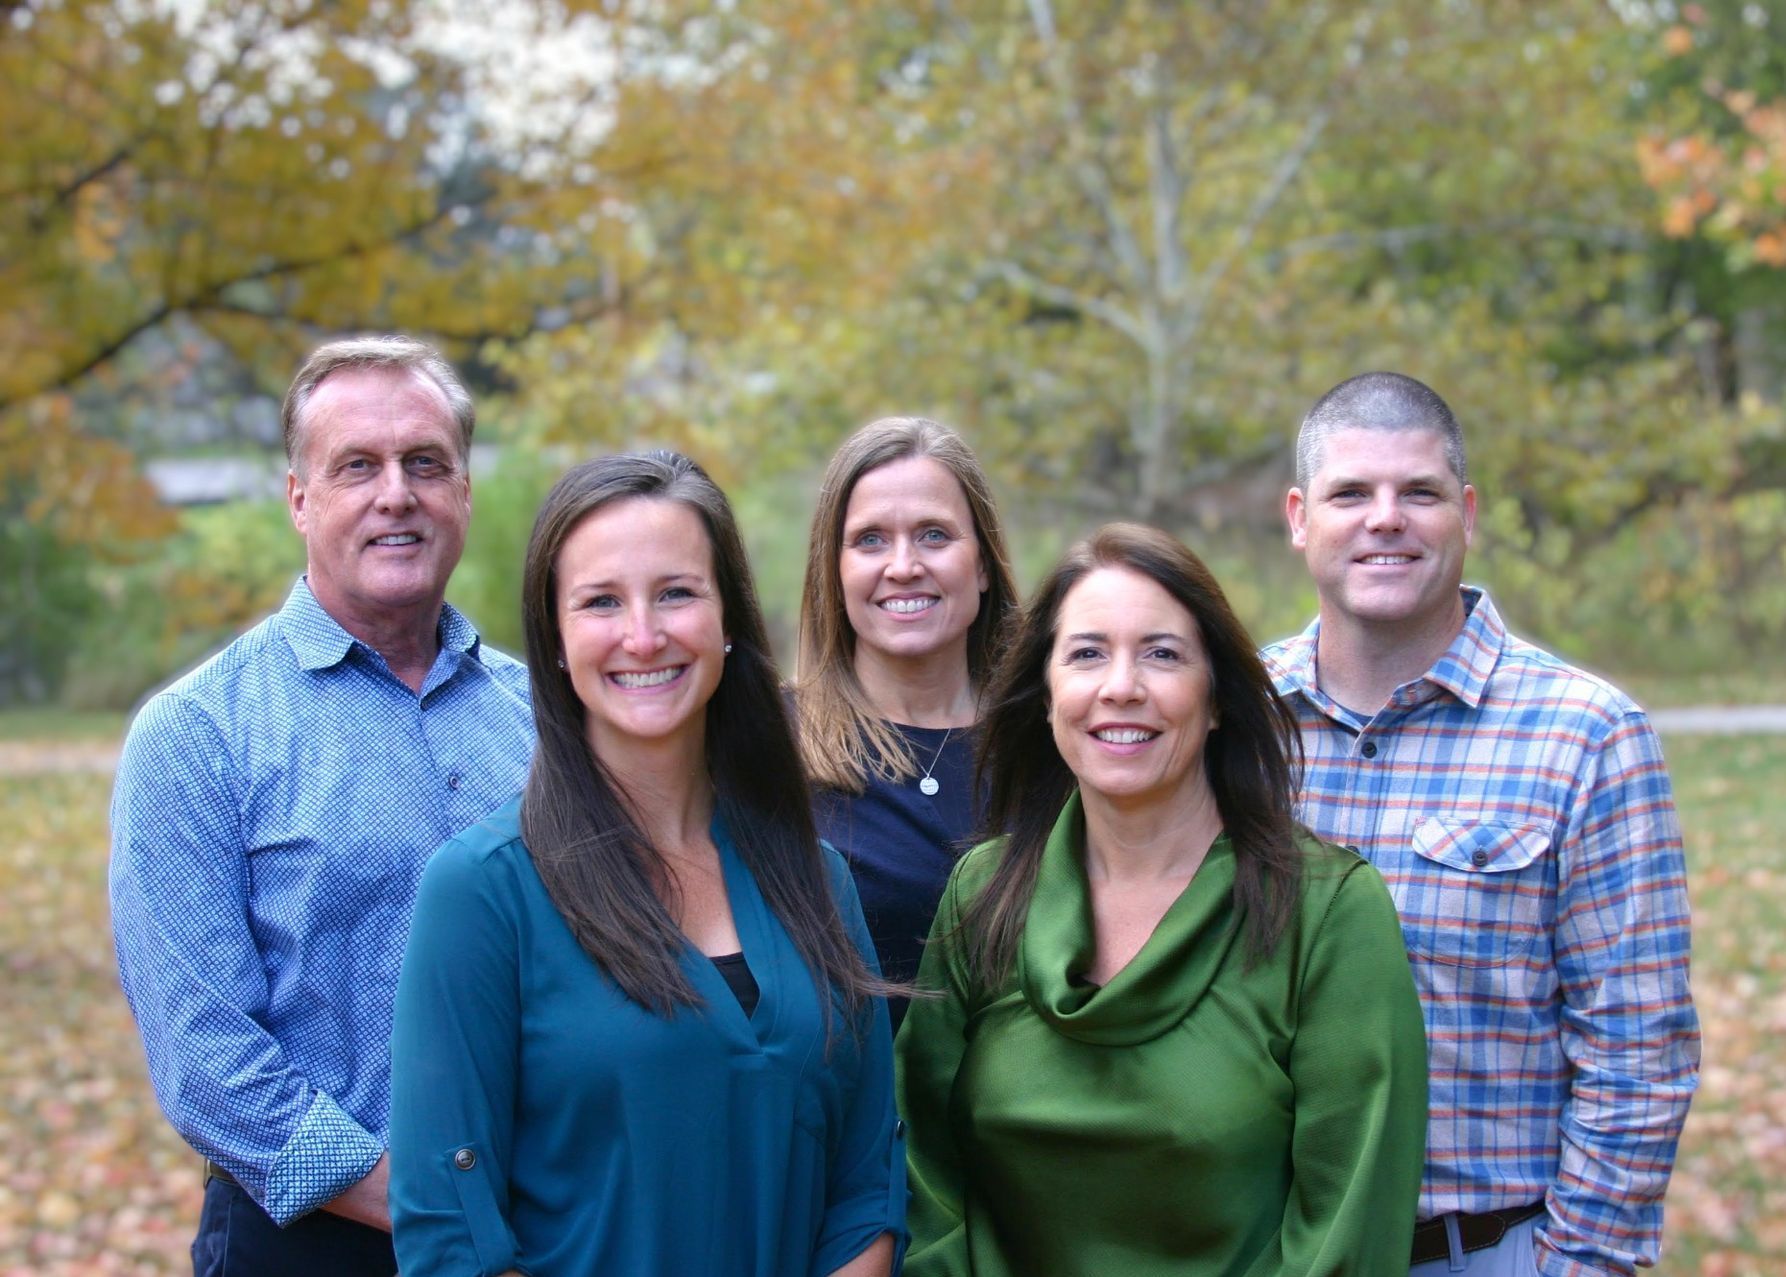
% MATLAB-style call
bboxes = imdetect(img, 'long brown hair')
[520,451,883,1018]
[959,523,1305,989]
[793,417,1018,791]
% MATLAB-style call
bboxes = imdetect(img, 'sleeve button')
[453,1148,476,1170]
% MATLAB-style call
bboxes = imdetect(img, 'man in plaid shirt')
[1262,372,1699,1277]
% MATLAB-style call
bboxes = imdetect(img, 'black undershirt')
[709,951,760,1018]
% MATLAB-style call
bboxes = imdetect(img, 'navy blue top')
[812,724,979,1032]
[109,578,533,1223]
[389,798,906,1277]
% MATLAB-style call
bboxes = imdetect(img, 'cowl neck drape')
[1018,791,1241,1046]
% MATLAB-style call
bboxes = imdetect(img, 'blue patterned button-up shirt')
[110,579,534,1225]
[1263,588,1699,1277]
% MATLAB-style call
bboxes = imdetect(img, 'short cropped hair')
[1295,371,1466,490]
[281,335,475,473]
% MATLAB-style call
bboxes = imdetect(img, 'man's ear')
[1462,483,1477,548]
[1285,487,1308,550]
[287,469,307,534]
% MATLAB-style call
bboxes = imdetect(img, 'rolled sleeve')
[1542,714,1699,1276]
[109,692,378,1222]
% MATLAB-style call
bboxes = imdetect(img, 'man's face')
[286,367,471,628]
[1285,427,1475,635]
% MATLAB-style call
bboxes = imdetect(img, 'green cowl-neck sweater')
[896,792,1427,1276]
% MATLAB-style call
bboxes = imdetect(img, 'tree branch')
[0,205,469,415]
[1021,0,1152,296]
[985,259,1148,345]
[1195,105,1329,306]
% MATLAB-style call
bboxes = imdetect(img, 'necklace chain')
[917,727,952,797]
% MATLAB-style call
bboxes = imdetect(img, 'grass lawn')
[0,709,126,743]
[1659,733,1786,1275]
[0,732,1779,1273]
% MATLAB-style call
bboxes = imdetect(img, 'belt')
[1410,1203,1545,1266]
[203,1159,239,1188]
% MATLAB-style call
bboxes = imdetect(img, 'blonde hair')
[793,417,1018,792]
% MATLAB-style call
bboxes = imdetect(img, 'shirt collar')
[1421,586,1503,709]
[1275,585,1504,712]
[279,577,484,672]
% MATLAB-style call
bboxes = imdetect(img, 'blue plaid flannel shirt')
[110,579,534,1224]
[1263,588,1699,1277]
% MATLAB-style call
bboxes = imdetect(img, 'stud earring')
[556,657,566,670]
[723,643,733,654]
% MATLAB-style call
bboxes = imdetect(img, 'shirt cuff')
[1536,1236,1634,1277]
[263,1091,384,1226]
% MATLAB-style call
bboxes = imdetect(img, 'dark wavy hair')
[959,523,1305,988]
[520,451,883,1019]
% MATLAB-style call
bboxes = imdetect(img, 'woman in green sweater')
[896,523,1427,1276]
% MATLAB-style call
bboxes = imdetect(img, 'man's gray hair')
[1295,371,1467,490]
[281,335,475,472]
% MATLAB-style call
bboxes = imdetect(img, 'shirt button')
[454,1148,476,1170]
[447,772,463,791]
[1471,849,1491,868]
[1359,741,1378,759]
[894,1119,906,1138]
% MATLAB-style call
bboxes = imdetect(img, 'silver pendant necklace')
[917,727,952,797]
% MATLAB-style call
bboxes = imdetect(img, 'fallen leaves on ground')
[1,772,197,1275]
[1,737,1783,1273]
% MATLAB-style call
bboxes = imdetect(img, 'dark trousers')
[192,1176,397,1277]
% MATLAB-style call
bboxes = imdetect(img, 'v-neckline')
[682,816,780,1052]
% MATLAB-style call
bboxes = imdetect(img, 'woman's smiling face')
[556,497,727,762]
[838,455,988,676]
[1047,567,1218,810]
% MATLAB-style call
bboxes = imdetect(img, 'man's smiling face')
[1286,426,1476,637]
[286,366,471,631]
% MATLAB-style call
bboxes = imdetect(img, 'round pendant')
[919,776,940,796]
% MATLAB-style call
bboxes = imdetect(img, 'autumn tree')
[0,0,649,699]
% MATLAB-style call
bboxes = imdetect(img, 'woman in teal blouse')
[897,523,1426,1276]
[389,452,903,1277]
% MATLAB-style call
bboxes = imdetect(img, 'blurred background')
[2,0,1783,1272]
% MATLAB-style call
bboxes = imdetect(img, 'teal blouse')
[896,793,1427,1276]
[389,797,905,1277]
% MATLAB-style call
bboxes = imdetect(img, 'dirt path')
[1648,706,1786,734]
[0,739,123,775]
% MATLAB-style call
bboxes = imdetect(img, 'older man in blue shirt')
[110,336,534,1276]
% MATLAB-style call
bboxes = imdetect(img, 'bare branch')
[1195,106,1329,304]
[1020,0,1151,295]
[1145,97,1186,306]
[986,259,1148,345]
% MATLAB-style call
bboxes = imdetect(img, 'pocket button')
[1471,848,1491,867]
